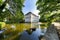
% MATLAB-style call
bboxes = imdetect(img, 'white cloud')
[32,10,40,19]
[32,10,40,16]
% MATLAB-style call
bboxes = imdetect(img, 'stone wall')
[43,24,59,40]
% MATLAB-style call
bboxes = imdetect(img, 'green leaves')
[37,1,60,26]
[37,0,60,14]
[0,0,2,5]
[14,0,24,10]
[37,0,60,23]
[0,0,24,22]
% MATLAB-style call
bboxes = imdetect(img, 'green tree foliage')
[0,0,7,21]
[37,0,60,25]
[14,0,24,10]
[6,11,24,23]
[37,0,60,13]
[0,0,24,23]
[6,0,25,23]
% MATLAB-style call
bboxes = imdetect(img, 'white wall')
[25,13,39,22]
[25,13,31,22]
[31,14,39,22]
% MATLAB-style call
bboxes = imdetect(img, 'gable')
[25,12,39,17]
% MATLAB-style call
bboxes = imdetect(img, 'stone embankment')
[40,24,60,40]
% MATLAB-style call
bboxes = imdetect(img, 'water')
[0,23,47,40]
[20,28,45,40]
[19,23,46,40]
[0,30,4,34]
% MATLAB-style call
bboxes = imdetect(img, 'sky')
[22,0,40,16]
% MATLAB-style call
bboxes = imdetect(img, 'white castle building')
[24,12,39,23]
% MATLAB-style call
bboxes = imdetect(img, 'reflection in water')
[20,28,46,40]
[31,23,39,28]
[11,25,16,31]
[0,23,47,40]
[0,29,5,39]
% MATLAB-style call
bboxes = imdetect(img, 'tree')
[6,0,24,23]
[0,0,24,22]
[37,0,60,26]
[6,11,24,23]
[0,0,7,21]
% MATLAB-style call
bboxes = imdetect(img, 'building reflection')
[19,23,47,40]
